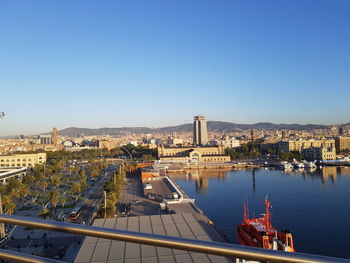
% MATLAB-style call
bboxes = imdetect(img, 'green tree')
[60,195,67,208]
[22,175,35,186]
[18,184,30,202]
[70,183,81,203]
[1,195,11,208]
[31,190,40,203]
[48,191,59,211]
[50,174,61,189]
[90,166,101,177]
[38,208,51,219]
[101,160,108,170]
[4,202,16,215]
[7,178,21,193]
[279,151,301,162]
[141,154,154,162]
[78,169,86,178]
[41,181,48,192]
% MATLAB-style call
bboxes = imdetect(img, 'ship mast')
[243,203,248,222]
[264,197,272,231]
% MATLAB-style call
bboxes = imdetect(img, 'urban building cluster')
[1,117,350,165]
[157,115,231,163]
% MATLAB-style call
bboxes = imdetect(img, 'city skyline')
[1,118,349,138]
[1,1,349,136]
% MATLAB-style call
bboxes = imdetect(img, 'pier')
[79,172,233,263]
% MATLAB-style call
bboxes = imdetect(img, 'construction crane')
[0,112,4,120]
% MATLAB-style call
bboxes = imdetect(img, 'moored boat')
[237,197,295,252]
[302,160,317,169]
[277,161,293,170]
[292,160,304,169]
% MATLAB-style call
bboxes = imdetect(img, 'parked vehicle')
[118,203,127,214]
[69,206,82,220]
[144,183,152,190]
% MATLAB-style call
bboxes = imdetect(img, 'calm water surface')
[173,167,350,259]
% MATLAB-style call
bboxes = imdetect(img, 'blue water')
[173,167,350,259]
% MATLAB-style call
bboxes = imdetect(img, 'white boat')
[277,161,293,170]
[292,161,304,169]
[302,161,317,169]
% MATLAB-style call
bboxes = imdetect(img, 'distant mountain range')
[57,121,338,137]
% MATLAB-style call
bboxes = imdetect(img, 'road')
[117,177,161,216]
[72,168,114,224]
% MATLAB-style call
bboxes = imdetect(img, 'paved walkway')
[118,178,161,216]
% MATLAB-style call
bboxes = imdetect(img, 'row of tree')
[0,150,108,218]
[100,167,125,218]
[122,144,157,161]
[225,140,301,161]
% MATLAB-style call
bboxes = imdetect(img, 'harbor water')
[173,167,350,259]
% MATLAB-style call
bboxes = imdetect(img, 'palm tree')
[79,169,86,178]
[31,190,40,204]
[1,195,11,207]
[41,181,49,192]
[68,167,75,179]
[60,195,67,208]
[18,184,29,199]
[9,189,20,200]
[50,174,61,189]
[70,183,81,203]
[48,191,59,212]
[38,208,50,219]
[4,202,16,215]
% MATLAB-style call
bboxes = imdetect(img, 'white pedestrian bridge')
[0,167,27,184]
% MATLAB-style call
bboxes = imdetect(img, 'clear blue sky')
[0,0,349,136]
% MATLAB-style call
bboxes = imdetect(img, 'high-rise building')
[52,127,57,145]
[193,115,208,146]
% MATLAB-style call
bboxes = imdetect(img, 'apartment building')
[0,153,46,167]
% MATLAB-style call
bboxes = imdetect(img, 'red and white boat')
[237,197,295,252]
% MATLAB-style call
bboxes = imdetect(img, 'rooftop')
[75,213,229,263]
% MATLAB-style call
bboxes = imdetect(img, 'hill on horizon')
[57,121,331,137]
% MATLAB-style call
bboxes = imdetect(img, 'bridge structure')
[0,167,28,184]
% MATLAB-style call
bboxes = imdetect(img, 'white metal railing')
[0,214,349,263]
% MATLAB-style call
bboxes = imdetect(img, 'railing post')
[0,195,5,238]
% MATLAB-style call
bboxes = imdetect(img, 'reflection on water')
[183,169,228,193]
[180,166,350,191]
[173,167,350,258]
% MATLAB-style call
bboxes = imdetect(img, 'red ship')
[237,197,295,252]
